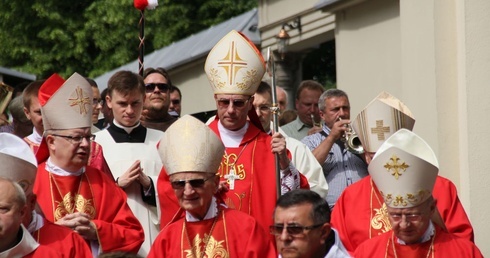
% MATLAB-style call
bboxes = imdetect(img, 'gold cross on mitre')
[217,41,248,85]
[69,86,91,115]
[383,154,409,180]
[371,120,390,140]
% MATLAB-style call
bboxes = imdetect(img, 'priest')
[148,115,275,257]
[354,129,482,257]
[331,92,474,254]
[157,30,308,233]
[33,72,144,255]
[0,132,92,258]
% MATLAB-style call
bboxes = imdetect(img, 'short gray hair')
[0,177,26,207]
[318,89,349,111]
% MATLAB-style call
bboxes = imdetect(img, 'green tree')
[0,0,256,79]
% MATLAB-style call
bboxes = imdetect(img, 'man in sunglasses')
[32,72,144,255]
[157,31,308,234]
[149,115,275,257]
[354,129,482,257]
[94,70,164,256]
[140,67,177,132]
[272,189,350,258]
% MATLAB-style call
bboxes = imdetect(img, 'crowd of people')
[0,30,483,257]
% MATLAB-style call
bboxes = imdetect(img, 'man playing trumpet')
[302,89,368,209]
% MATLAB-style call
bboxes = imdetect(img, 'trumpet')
[311,114,323,127]
[339,117,364,154]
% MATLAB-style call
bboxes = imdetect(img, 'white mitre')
[369,129,438,208]
[158,115,225,175]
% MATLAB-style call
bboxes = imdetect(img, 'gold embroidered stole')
[49,173,96,221]
[370,178,391,238]
[181,211,229,258]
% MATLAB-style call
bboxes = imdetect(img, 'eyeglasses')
[269,223,324,236]
[389,213,423,223]
[171,99,181,105]
[216,97,251,109]
[93,98,103,106]
[51,134,96,144]
[145,83,171,93]
[256,105,271,113]
[170,176,214,190]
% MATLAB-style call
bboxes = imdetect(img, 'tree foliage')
[0,0,256,79]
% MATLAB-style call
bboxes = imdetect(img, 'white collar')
[26,128,43,144]
[218,121,248,147]
[185,197,219,222]
[397,221,435,245]
[46,158,85,176]
[0,225,39,258]
[113,120,140,134]
[26,211,45,234]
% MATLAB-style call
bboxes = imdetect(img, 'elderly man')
[354,129,482,257]
[280,80,324,141]
[157,30,307,233]
[272,189,350,258]
[141,67,177,131]
[331,92,474,254]
[33,73,144,255]
[253,81,328,199]
[0,177,60,257]
[148,115,274,257]
[302,89,368,209]
[94,70,163,256]
[0,132,92,257]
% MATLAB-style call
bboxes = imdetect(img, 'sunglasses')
[389,213,424,223]
[171,99,181,105]
[269,223,324,236]
[145,83,170,93]
[170,176,214,190]
[216,97,251,108]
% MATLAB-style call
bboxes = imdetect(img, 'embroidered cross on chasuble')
[49,173,96,221]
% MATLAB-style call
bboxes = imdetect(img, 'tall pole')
[138,10,145,76]
[267,47,281,199]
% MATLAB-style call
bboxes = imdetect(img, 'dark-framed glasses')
[92,98,103,106]
[269,223,324,236]
[145,83,170,93]
[170,176,214,190]
[52,134,96,144]
[216,97,251,108]
[389,213,423,223]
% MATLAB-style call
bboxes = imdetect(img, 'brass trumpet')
[339,117,364,154]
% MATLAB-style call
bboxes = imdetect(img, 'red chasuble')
[148,208,275,258]
[157,120,308,233]
[331,175,474,254]
[32,218,92,258]
[24,245,62,258]
[354,226,483,258]
[34,164,144,254]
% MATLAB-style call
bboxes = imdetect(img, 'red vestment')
[24,245,61,258]
[354,226,483,258]
[32,218,92,258]
[331,175,474,254]
[34,164,144,254]
[157,120,308,233]
[148,208,275,258]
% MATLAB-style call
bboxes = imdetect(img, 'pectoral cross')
[224,167,241,190]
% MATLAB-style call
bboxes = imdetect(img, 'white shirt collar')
[218,121,248,147]
[45,158,85,176]
[185,196,219,222]
[26,128,43,145]
[26,211,45,233]
[0,225,39,258]
[397,221,435,245]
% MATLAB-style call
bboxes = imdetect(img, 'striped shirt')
[302,125,368,209]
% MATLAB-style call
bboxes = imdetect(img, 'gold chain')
[387,230,435,258]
